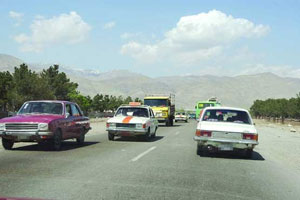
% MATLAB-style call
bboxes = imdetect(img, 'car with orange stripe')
[106,103,158,141]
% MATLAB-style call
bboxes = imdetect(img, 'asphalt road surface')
[1,120,300,200]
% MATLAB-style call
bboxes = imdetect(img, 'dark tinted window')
[18,102,63,115]
[202,109,251,124]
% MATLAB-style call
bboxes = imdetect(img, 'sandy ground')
[254,119,300,172]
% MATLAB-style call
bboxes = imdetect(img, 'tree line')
[0,63,141,115]
[250,93,300,122]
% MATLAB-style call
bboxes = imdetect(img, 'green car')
[195,98,221,119]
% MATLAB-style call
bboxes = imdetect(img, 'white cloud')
[120,32,142,39]
[14,11,91,52]
[103,21,116,29]
[9,11,24,26]
[121,10,270,65]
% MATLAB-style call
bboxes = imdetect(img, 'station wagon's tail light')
[196,130,212,137]
[142,123,146,129]
[106,123,109,128]
[243,133,258,141]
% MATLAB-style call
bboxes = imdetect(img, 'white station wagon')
[194,107,258,158]
[106,103,158,141]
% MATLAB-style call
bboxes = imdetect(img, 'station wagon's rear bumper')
[194,136,258,150]
[194,136,258,144]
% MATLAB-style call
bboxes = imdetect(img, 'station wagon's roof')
[203,106,249,112]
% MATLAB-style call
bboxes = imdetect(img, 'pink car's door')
[70,104,83,137]
[64,103,76,139]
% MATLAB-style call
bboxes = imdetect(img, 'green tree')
[12,63,54,110]
[41,65,78,100]
[123,96,133,104]
[0,71,14,111]
[68,91,92,115]
[92,94,105,112]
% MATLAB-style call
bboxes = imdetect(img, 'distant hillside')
[1,53,300,109]
[0,54,24,71]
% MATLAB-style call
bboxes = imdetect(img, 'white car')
[194,107,258,158]
[106,104,158,141]
[175,112,188,123]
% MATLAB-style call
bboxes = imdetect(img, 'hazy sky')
[1,0,300,77]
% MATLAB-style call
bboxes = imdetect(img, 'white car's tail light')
[243,133,258,141]
[195,130,212,137]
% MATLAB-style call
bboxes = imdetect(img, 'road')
[1,120,300,200]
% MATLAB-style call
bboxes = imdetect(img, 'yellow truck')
[144,94,175,126]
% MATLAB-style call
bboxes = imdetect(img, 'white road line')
[131,146,157,162]
[175,131,180,135]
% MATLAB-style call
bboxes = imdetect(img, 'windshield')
[202,109,251,124]
[198,103,214,109]
[144,99,168,107]
[176,112,185,115]
[18,102,63,115]
[115,107,149,117]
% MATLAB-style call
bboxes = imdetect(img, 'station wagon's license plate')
[121,131,131,136]
[219,143,233,151]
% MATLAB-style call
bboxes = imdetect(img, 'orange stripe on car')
[122,116,133,123]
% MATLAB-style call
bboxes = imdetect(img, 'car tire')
[144,128,151,141]
[197,145,207,156]
[76,128,85,145]
[151,127,157,138]
[108,132,114,141]
[53,129,62,151]
[2,138,14,150]
[245,149,253,159]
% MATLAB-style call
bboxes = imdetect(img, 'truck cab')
[144,94,175,126]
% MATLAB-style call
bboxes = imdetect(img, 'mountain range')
[1,53,299,109]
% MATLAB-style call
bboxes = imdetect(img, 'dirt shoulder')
[254,119,300,173]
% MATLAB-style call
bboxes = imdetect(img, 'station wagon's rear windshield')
[18,102,63,115]
[202,109,251,124]
[115,107,149,117]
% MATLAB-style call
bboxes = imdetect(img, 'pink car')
[0,100,91,150]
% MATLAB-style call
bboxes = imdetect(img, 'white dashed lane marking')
[131,146,157,162]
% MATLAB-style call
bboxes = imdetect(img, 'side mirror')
[66,112,70,118]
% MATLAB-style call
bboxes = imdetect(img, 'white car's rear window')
[202,109,251,124]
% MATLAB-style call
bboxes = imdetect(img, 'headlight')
[136,123,146,129]
[107,123,116,128]
[136,124,143,128]
[38,123,48,131]
[0,123,4,131]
